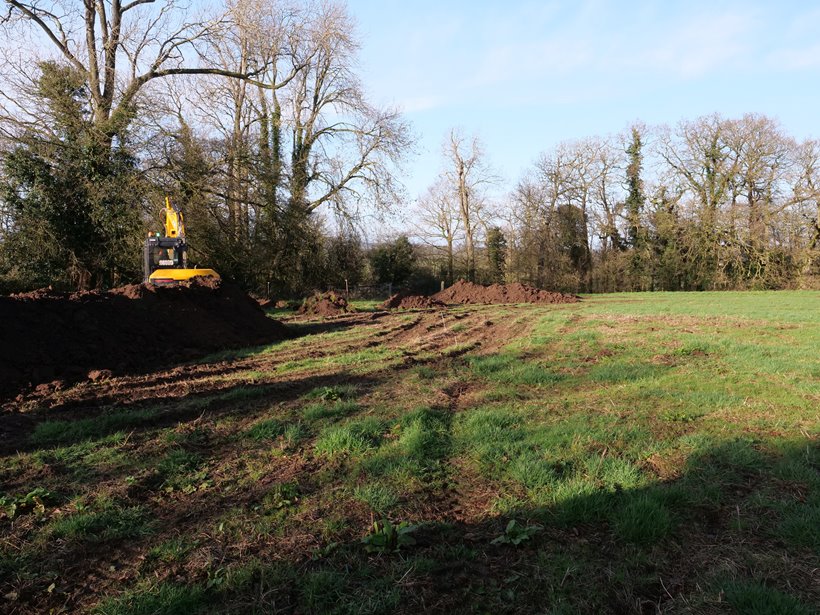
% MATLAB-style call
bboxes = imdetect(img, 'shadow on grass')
[86,438,820,615]
[0,311,369,408]
[0,372,383,457]
[3,330,817,614]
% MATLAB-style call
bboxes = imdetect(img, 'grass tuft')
[245,418,285,441]
[30,408,160,446]
[51,503,152,543]
[314,418,384,457]
[611,494,674,544]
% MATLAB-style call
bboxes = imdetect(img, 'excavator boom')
[163,196,185,239]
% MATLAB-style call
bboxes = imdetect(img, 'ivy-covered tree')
[625,127,646,249]
[556,204,591,281]
[485,226,507,283]
[624,126,652,289]
[0,62,142,289]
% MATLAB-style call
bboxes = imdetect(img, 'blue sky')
[349,0,820,205]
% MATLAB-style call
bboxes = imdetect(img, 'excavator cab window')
[150,246,186,269]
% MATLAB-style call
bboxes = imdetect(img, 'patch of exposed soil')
[0,278,290,398]
[433,280,580,305]
[380,293,446,310]
[297,291,352,316]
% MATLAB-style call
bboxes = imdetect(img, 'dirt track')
[1,279,574,402]
[3,304,530,418]
[0,279,290,399]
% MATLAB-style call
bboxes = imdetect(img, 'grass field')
[1,291,818,614]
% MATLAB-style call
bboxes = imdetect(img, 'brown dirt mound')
[298,291,352,316]
[0,277,291,398]
[433,280,580,305]
[381,293,446,310]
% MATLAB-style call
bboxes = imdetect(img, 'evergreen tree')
[369,236,416,286]
[326,232,366,289]
[0,62,142,290]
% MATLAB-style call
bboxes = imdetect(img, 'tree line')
[1,0,818,295]
[418,120,820,293]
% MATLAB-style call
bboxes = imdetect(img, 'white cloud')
[360,1,819,116]
[420,3,761,105]
[396,95,445,113]
[633,11,756,78]
[766,44,820,71]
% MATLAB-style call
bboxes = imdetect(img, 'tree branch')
[4,1,86,72]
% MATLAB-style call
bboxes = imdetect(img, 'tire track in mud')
[6,312,401,412]
[4,305,543,438]
[392,305,547,525]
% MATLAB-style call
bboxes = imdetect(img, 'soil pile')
[381,293,445,310]
[0,278,291,397]
[298,291,352,317]
[433,280,580,305]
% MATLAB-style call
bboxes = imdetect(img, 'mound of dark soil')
[298,291,352,316]
[433,280,580,305]
[0,278,291,398]
[381,293,446,310]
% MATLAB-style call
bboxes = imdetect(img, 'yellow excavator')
[142,197,220,285]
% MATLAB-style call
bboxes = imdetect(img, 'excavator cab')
[143,197,219,285]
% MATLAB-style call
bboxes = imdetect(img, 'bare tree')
[725,115,793,247]
[414,177,461,285]
[444,129,495,281]
[507,173,548,285]
[794,140,820,247]
[534,140,597,287]
[583,136,625,253]
[0,0,274,143]
[654,115,737,286]
[657,115,735,237]
[786,138,820,280]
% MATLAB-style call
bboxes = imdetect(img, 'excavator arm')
[163,196,186,239]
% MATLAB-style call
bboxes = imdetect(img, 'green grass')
[157,449,208,493]
[723,580,815,615]
[145,536,197,564]
[314,417,384,456]
[348,299,382,312]
[95,582,207,615]
[30,408,160,446]
[610,493,674,544]
[469,353,564,386]
[352,483,399,514]
[4,291,819,614]
[51,502,152,543]
[244,418,285,440]
[276,348,403,376]
[304,399,360,421]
